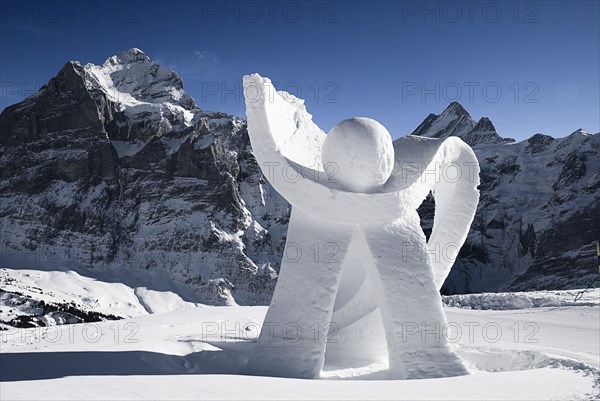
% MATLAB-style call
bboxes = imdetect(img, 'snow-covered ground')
[0,268,200,327]
[1,268,598,400]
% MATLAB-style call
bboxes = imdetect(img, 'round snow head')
[321,117,394,192]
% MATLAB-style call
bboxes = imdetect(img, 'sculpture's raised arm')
[243,74,330,205]
[425,137,480,290]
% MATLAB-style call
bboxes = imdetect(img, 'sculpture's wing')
[427,137,480,290]
[386,135,480,290]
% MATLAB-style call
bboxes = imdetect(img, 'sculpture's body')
[242,74,480,380]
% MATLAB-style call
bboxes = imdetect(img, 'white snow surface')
[1,288,598,400]
[1,266,598,398]
[0,268,200,324]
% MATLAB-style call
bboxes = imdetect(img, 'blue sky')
[1,0,598,140]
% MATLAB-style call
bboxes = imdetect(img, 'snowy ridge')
[0,268,200,328]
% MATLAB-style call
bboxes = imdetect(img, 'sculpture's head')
[322,117,395,193]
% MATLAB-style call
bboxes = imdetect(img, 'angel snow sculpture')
[241,74,480,380]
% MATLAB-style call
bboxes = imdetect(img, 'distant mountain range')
[1,49,598,306]
[410,101,599,294]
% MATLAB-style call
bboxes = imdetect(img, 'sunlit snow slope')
[1,290,598,400]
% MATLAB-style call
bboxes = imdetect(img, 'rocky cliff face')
[1,49,598,306]
[0,49,289,305]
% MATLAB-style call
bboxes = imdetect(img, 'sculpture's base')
[243,210,469,380]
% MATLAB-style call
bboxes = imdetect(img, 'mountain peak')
[441,101,471,118]
[104,48,151,67]
[411,103,515,146]
[410,102,475,139]
[79,49,200,137]
[84,49,197,110]
[570,128,588,136]
[459,116,514,146]
[473,117,495,132]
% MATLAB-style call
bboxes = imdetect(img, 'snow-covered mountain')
[413,106,599,294]
[0,49,289,306]
[410,101,515,146]
[1,49,598,311]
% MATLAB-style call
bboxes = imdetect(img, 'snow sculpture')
[242,74,480,380]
